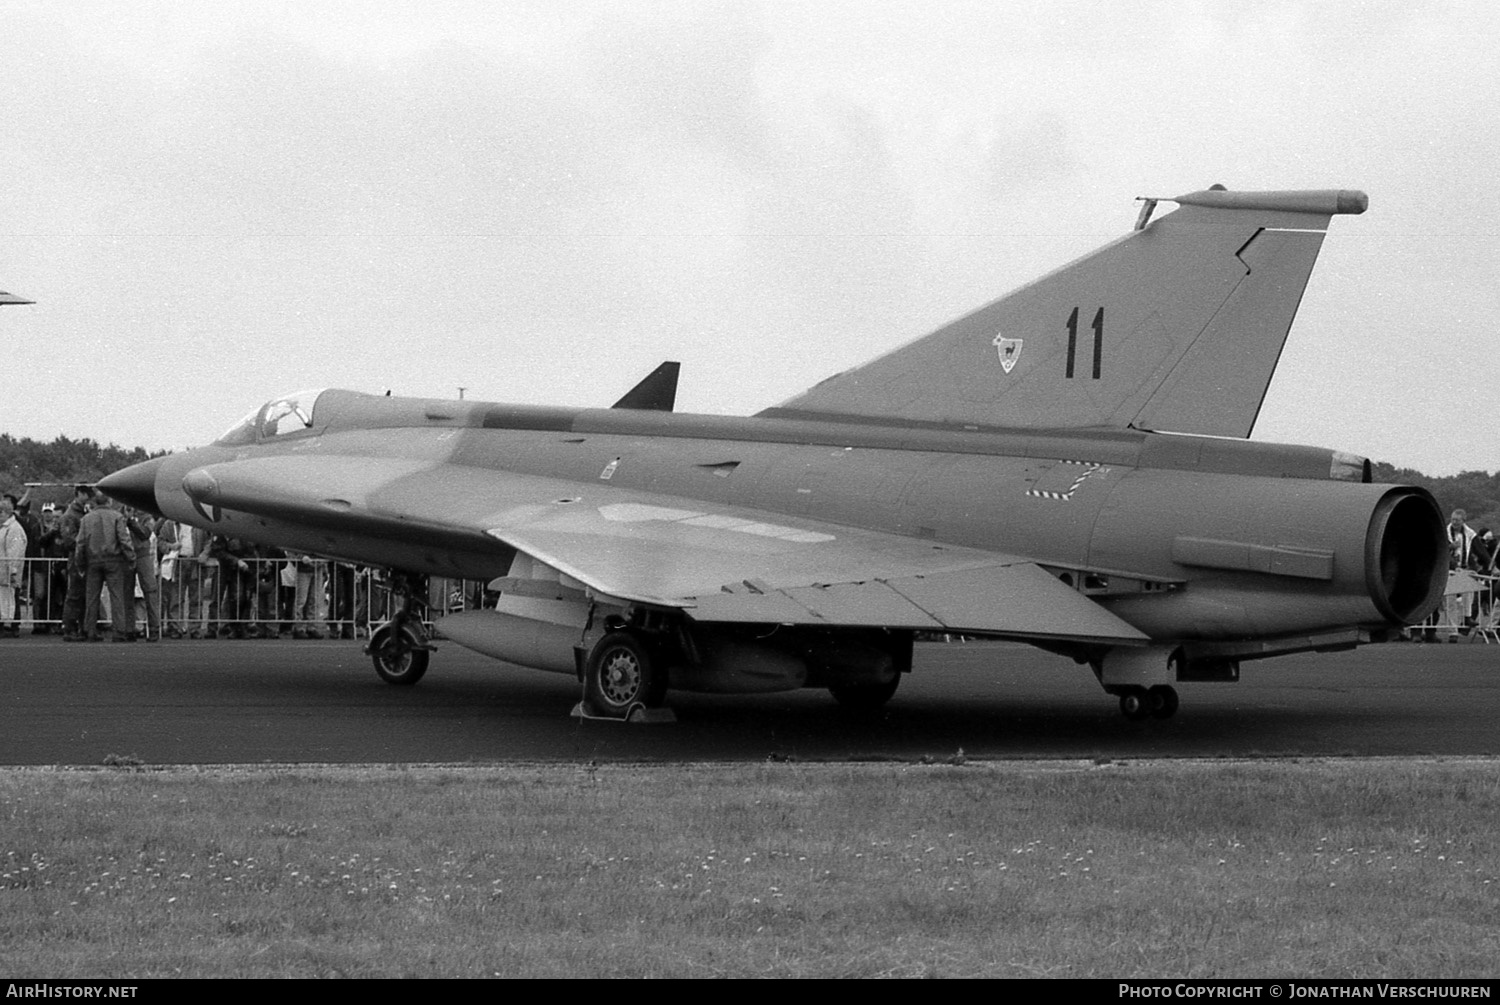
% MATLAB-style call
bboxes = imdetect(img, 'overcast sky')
[3,0,1497,475]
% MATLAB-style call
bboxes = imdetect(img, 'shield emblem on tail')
[993,334,1023,374]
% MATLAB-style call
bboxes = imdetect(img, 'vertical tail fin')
[764,187,1367,438]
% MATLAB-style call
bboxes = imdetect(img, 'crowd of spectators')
[1410,507,1500,643]
[0,486,472,642]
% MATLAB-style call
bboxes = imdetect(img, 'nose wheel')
[1119,685,1178,720]
[367,619,433,685]
[364,571,434,686]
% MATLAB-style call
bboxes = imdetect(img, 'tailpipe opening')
[1365,488,1447,624]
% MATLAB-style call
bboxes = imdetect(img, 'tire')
[1149,684,1179,720]
[829,673,901,710]
[370,624,430,686]
[584,631,665,716]
[1119,688,1150,721]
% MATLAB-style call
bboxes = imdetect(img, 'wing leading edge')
[182,453,1148,645]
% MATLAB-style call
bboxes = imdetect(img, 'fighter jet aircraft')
[99,186,1448,721]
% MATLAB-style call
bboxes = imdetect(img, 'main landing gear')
[581,630,669,718]
[366,572,436,686]
[1115,684,1179,721]
[574,615,676,723]
[1095,647,1185,721]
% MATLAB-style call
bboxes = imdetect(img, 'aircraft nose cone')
[97,456,167,515]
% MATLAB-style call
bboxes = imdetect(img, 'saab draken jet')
[100,187,1448,722]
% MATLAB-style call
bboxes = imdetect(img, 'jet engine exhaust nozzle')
[1365,488,1448,625]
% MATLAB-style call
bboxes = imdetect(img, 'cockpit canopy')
[216,389,327,446]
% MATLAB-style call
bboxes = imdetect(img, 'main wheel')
[584,631,665,716]
[1119,687,1151,721]
[829,673,901,710]
[1148,684,1179,719]
[370,624,430,686]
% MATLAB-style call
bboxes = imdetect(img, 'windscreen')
[215,389,327,445]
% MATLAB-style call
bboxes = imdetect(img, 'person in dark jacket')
[124,509,161,641]
[75,496,135,642]
[58,485,94,641]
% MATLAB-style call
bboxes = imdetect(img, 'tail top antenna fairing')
[764,187,1367,439]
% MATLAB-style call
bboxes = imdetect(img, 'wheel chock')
[570,700,677,724]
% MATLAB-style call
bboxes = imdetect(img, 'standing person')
[34,506,64,630]
[176,522,217,638]
[124,509,161,642]
[261,544,291,638]
[213,536,258,638]
[287,552,328,639]
[1466,527,1492,575]
[75,496,136,642]
[0,497,27,637]
[331,562,357,638]
[58,485,93,641]
[1475,528,1498,628]
[1445,509,1479,642]
[155,518,182,637]
[9,494,41,633]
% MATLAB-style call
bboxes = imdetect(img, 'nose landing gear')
[366,572,436,686]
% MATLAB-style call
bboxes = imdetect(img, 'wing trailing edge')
[685,563,1149,643]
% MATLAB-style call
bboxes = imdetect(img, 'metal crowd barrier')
[1413,570,1498,644]
[6,555,489,639]
[21,559,1499,644]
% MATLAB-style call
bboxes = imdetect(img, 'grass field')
[2,759,1497,978]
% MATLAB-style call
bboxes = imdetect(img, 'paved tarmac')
[1,636,1497,765]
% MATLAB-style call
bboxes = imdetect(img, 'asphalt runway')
[2,636,1498,765]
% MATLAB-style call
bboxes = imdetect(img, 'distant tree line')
[1371,463,1500,534]
[0,433,163,496]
